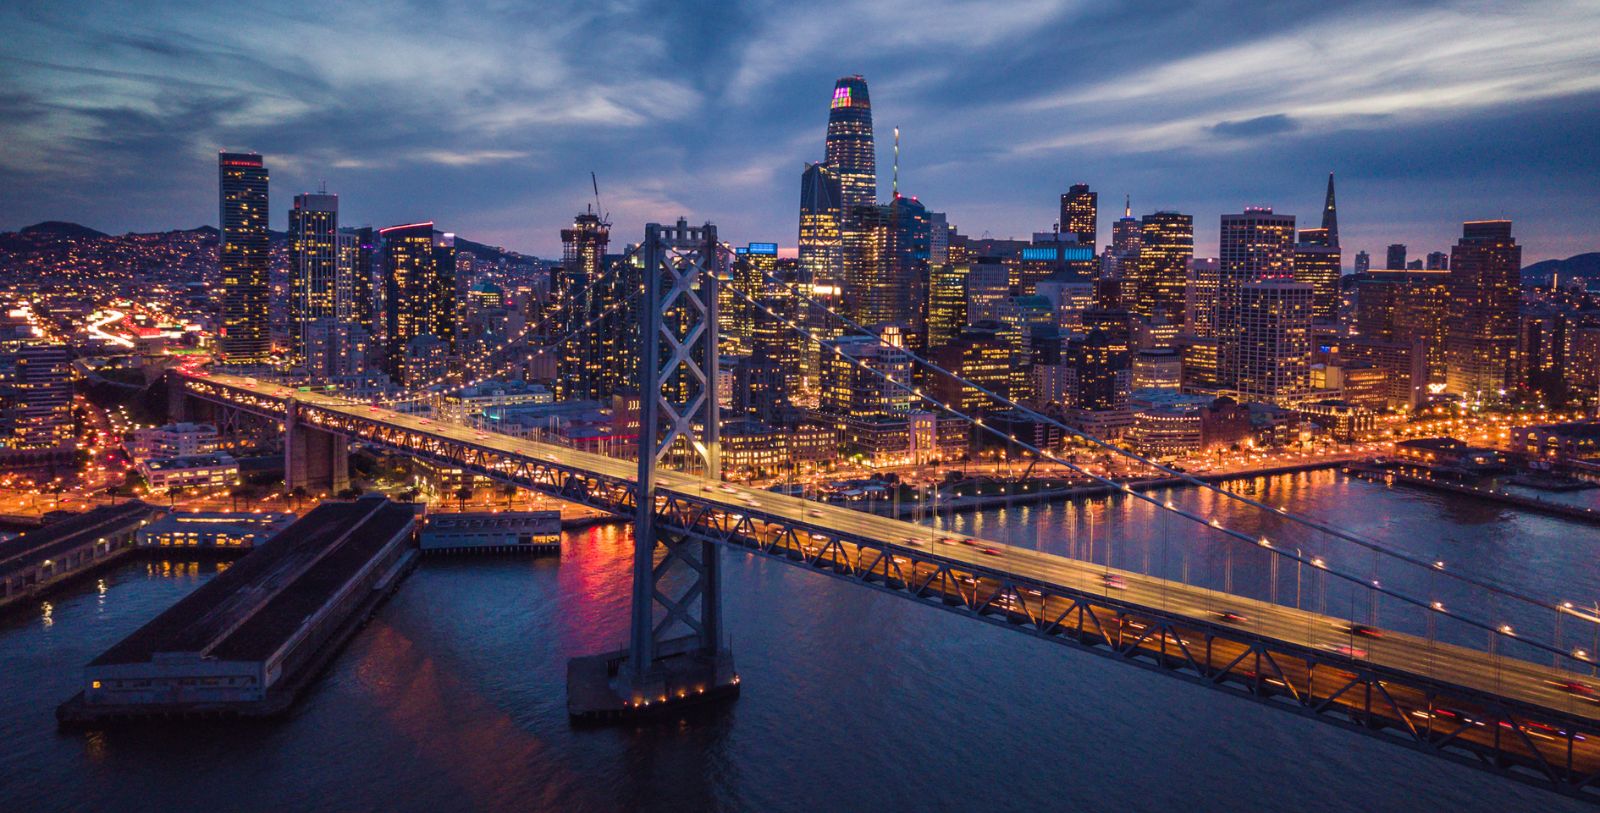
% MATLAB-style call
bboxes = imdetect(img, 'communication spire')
[892,126,899,198]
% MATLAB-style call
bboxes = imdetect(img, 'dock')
[0,501,163,612]
[57,496,418,726]
[1344,462,1600,525]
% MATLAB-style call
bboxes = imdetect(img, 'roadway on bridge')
[199,372,1600,730]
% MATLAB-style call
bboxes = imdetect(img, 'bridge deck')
[193,372,1600,724]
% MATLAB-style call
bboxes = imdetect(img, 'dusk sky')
[1,0,1597,263]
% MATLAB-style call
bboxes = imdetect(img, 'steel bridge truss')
[178,376,1600,802]
[627,222,731,695]
[657,491,1600,803]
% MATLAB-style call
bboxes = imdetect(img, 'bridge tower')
[568,220,738,720]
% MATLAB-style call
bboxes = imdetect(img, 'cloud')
[413,149,530,167]
[0,0,1597,264]
[1211,114,1299,139]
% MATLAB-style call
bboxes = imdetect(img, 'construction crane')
[590,172,610,226]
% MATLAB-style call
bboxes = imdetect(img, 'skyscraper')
[1354,250,1371,274]
[841,203,892,327]
[1217,208,1296,389]
[926,262,969,348]
[1059,183,1097,246]
[1236,280,1314,405]
[885,194,933,349]
[288,192,339,372]
[1295,172,1342,324]
[380,221,451,385]
[797,162,844,400]
[1133,211,1193,326]
[1294,228,1341,325]
[555,211,620,401]
[1445,220,1521,401]
[825,75,876,214]
[1319,171,1339,246]
[350,227,379,337]
[721,244,775,355]
[217,152,270,364]
[798,162,843,294]
[1186,258,1221,339]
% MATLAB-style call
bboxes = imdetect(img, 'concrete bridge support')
[285,402,349,495]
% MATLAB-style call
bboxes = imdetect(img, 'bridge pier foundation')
[285,403,349,495]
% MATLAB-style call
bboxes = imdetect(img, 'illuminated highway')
[185,370,1600,794]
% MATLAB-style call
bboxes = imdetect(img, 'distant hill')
[1523,253,1600,284]
[20,221,107,239]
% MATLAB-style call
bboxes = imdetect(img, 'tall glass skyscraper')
[825,75,876,214]
[1133,211,1193,327]
[288,192,339,371]
[796,161,843,403]
[380,221,453,385]
[217,152,270,365]
[798,162,843,294]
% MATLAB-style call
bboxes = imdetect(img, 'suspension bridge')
[174,220,1600,803]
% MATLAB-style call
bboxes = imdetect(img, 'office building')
[1235,280,1314,405]
[1217,208,1296,389]
[926,263,968,348]
[1186,258,1221,338]
[798,162,844,294]
[965,260,1010,325]
[125,423,219,461]
[1059,183,1097,246]
[1445,220,1521,400]
[818,333,911,419]
[930,328,1013,414]
[1294,228,1341,325]
[216,152,270,364]
[1351,269,1452,385]
[348,227,379,337]
[826,75,876,213]
[798,162,845,399]
[1133,211,1193,326]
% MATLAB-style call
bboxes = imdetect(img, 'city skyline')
[2,1,1598,263]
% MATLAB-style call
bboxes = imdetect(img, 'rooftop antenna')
[1124,194,1131,218]
[892,126,900,197]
